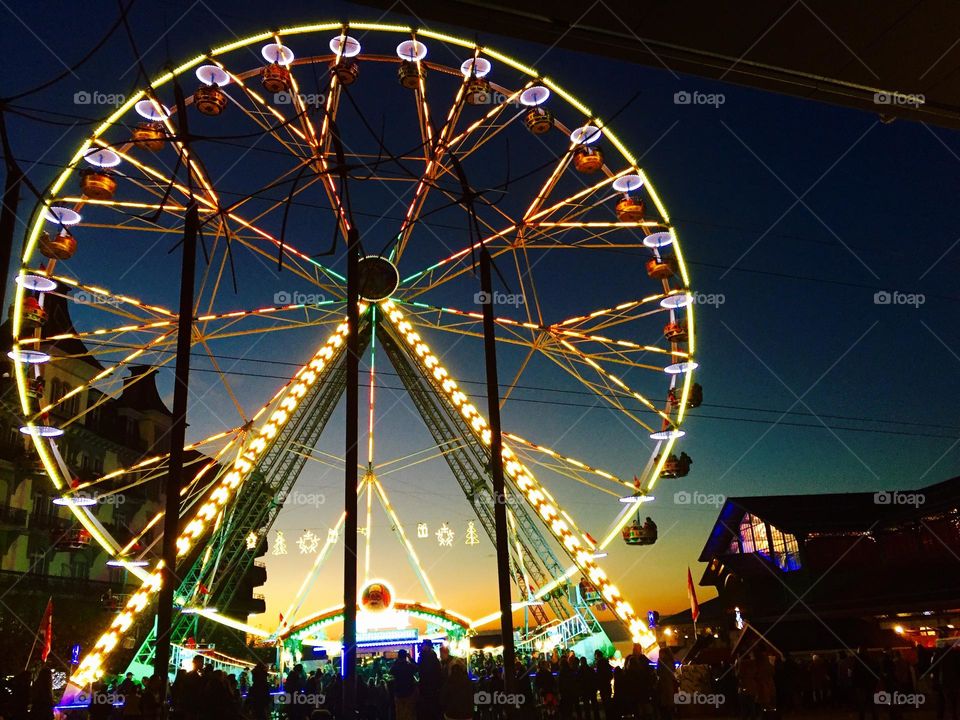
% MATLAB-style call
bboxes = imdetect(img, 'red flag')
[40,598,53,662]
[686,567,700,623]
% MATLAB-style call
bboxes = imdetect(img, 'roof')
[2,290,103,371]
[660,596,725,627]
[354,0,960,129]
[699,475,960,561]
[734,618,910,656]
[117,365,172,417]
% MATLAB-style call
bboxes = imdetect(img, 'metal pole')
[342,227,360,719]
[479,245,516,701]
[154,201,199,714]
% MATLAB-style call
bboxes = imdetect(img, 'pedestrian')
[852,648,879,720]
[935,642,960,720]
[736,652,760,720]
[440,661,474,720]
[392,649,419,720]
[89,679,113,720]
[27,668,53,720]
[139,675,161,720]
[558,655,579,720]
[655,663,677,720]
[10,670,31,720]
[419,641,444,720]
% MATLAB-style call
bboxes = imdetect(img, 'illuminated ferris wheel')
[9,21,700,691]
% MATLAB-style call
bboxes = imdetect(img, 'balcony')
[0,568,125,598]
[0,505,28,528]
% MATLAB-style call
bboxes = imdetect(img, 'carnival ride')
[9,22,700,697]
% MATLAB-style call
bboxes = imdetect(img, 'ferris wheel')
[9,21,700,691]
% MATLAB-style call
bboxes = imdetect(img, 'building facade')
[0,292,264,673]
[690,477,960,652]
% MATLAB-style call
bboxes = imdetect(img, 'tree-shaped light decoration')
[273,531,288,556]
[464,521,480,546]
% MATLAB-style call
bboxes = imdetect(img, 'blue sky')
[5,0,960,626]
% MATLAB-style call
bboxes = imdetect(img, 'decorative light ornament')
[460,57,491,78]
[134,100,171,121]
[53,494,97,507]
[329,35,361,57]
[8,349,51,364]
[519,86,550,106]
[570,125,603,145]
[261,43,295,66]
[52,671,67,691]
[20,425,64,437]
[327,528,339,544]
[273,531,288,555]
[612,174,643,193]
[664,361,698,375]
[464,521,480,546]
[643,232,674,248]
[619,494,655,504]
[649,429,685,440]
[245,531,258,550]
[660,293,693,309]
[436,523,454,547]
[195,65,231,86]
[297,530,320,554]
[417,522,429,539]
[106,559,149,567]
[396,39,427,61]
[16,274,57,292]
[84,148,122,168]
[42,207,82,225]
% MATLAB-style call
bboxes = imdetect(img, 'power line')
[55,341,960,441]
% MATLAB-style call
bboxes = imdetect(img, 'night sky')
[4,0,960,632]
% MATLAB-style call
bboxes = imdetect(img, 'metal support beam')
[479,246,516,696]
[342,229,360,718]
[155,200,198,707]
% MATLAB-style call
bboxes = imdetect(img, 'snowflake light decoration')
[436,523,454,547]
[297,530,320,554]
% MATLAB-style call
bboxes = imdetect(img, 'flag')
[686,567,700,623]
[40,598,53,662]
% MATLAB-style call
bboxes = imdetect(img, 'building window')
[28,551,48,575]
[31,492,55,522]
[739,513,769,555]
[71,560,90,580]
[87,391,103,431]
[738,513,801,571]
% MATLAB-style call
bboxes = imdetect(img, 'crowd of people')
[723,646,960,719]
[2,640,959,720]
